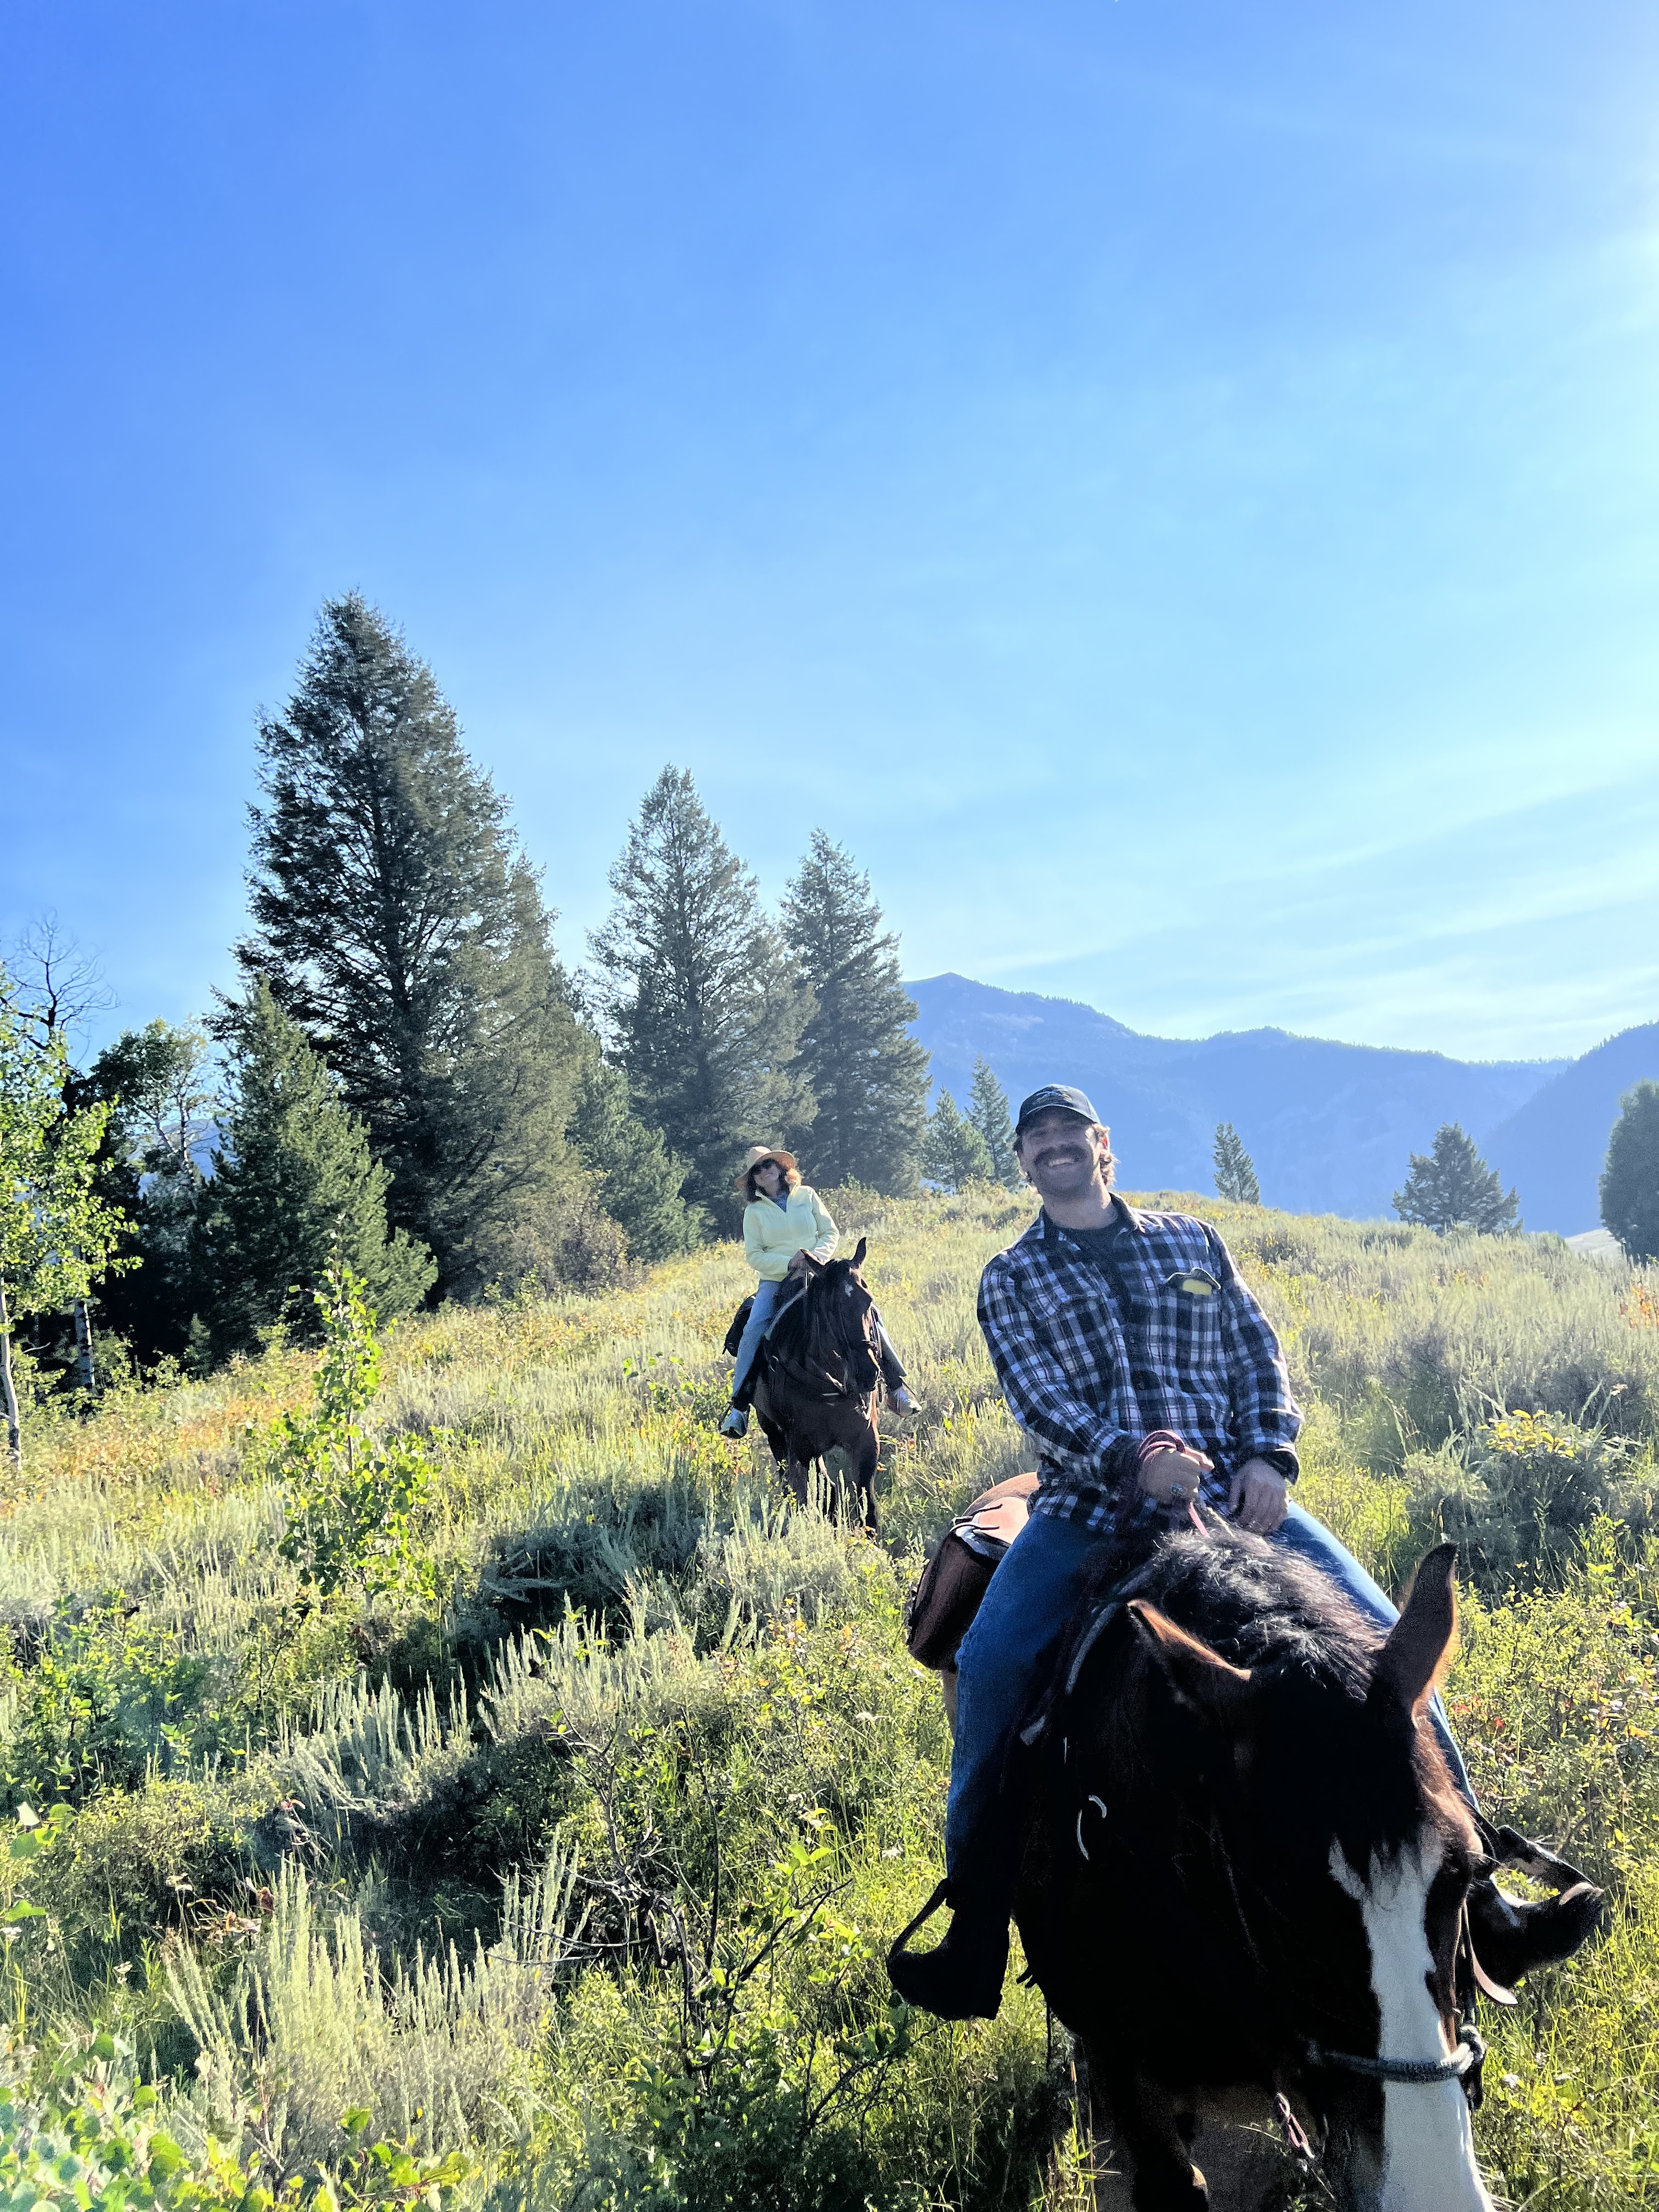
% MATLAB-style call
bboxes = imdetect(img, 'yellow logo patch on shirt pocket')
[1167,1268,1221,1297]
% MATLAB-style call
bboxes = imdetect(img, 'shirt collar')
[1039,1193,1144,1246]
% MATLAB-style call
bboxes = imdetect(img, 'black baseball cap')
[1014,1083,1101,1135]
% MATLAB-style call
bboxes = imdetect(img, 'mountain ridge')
[905,972,1605,1224]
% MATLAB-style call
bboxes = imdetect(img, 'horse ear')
[1128,1600,1252,1723]
[1372,1542,1459,1716]
[851,1235,867,1268]
[798,1252,824,1274]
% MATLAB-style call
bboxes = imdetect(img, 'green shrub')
[0,2027,476,2212]
[271,1267,436,1606]
[1402,1408,1656,1594]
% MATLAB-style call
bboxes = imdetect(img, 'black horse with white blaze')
[1012,1528,1521,2211]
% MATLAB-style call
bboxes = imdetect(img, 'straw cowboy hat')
[735,1144,798,1193]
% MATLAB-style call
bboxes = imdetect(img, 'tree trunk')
[72,1296,97,1396]
[0,1281,20,1471]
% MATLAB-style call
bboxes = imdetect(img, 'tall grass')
[0,1188,1655,2207]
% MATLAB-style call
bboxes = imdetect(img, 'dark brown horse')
[1014,1525,1499,2211]
[751,1235,884,1530]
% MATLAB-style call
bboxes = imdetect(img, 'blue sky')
[3,1,1657,1063]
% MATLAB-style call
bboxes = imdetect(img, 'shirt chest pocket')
[1166,1266,1224,1358]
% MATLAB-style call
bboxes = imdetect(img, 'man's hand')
[785,1249,812,1276]
[1228,1458,1289,1533]
[1138,1446,1213,1504]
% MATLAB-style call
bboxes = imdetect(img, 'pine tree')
[568,1060,699,1262]
[781,832,929,1194]
[923,1091,995,1193]
[966,1058,1019,1188]
[1600,1079,1659,1263]
[1393,1123,1520,1235]
[235,595,589,1296]
[194,983,435,1364]
[1212,1122,1260,1205]
[589,768,812,1223]
[87,1020,216,1363]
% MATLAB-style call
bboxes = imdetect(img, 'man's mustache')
[1034,1144,1089,1166]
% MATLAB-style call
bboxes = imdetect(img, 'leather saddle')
[905,1472,1040,1676]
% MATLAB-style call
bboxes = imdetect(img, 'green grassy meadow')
[2,1189,1657,2210]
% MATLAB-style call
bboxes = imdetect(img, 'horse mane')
[1047,1522,1457,1870]
[1114,1523,1385,1696]
[765,1257,875,1383]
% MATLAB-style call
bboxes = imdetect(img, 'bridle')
[1299,2019,1486,2090]
[1202,1788,1492,2110]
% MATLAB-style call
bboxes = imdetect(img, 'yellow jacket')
[743,1185,838,1282]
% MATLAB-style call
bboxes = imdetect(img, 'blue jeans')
[946,1500,1474,1914]
[732,1279,783,1397]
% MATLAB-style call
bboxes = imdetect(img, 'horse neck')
[803,1276,870,1369]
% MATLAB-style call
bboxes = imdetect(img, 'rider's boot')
[1467,1874,1604,1987]
[888,1876,1009,2021]
[720,1363,760,1437]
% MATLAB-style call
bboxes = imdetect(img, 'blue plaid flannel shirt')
[976,1199,1302,1529]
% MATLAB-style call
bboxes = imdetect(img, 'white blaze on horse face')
[1331,1840,1494,2212]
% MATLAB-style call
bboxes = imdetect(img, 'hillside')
[2,1192,1656,2209]
[909,973,1565,1220]
[1482,1020,1659,1234]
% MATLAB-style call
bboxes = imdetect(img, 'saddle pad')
[905,1472,1040,1671]
[723,1297,754,1356]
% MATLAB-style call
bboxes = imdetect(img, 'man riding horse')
[888,1083,1604,2022]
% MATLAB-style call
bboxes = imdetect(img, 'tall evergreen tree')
[922,1091,994,1193]
[194,983,435,1364]
[1212,1122,1261,1205]
[589,768,812,1223]
[966,1058,1019,1188]
[567,1059,699,1263]
[1601,1079,1659,1263]
[234,595,589,1296]
[1393,1123,1519,1235]
[781,832,929,1194]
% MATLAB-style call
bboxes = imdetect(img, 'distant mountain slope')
[1481,1023,1659,1234]
[907,974,1566,1221]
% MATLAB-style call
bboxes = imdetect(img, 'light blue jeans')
[731,1278,783,1397]
[946,1500,1474,1916]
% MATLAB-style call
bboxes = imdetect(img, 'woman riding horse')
[719,1145,914,1437]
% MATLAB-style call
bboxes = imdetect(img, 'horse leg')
[854,1420,880,1534]
[1087,2053,1207,2211]
[785,1443,813,1510]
